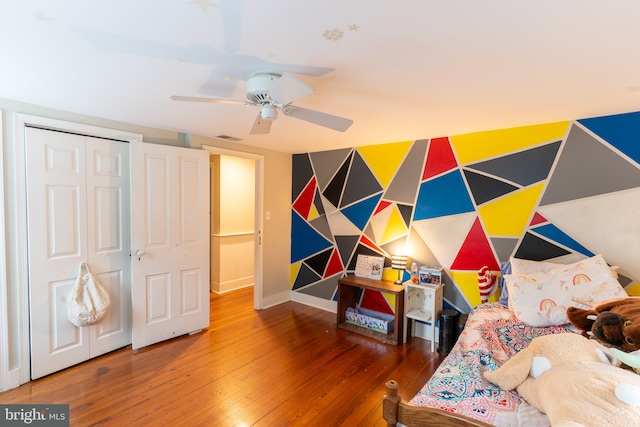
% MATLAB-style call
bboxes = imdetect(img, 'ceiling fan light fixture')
[260,104,278,120]
[171,72,352,134]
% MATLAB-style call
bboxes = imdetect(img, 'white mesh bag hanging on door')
[67,262,111,327]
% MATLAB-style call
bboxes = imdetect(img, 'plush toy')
[566,297,640,352]
[477,265,497,303]
[484,333,640,427]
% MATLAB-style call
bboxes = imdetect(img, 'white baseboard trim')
[211,277,254,294]
[210,283,254,295]
[260,290,291,310]
[289,292,337,313]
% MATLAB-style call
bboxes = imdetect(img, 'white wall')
[211,155,256,293]
[219,155,256,233]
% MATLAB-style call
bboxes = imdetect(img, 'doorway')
[202,145,264,310]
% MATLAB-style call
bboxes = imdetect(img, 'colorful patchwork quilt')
[408,303,576,427]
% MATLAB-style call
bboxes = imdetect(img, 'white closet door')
[85,137,131,357]
[26,127,131,379]
[130,141,210,350]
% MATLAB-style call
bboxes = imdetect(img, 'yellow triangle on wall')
[626,282,640,296]
[382,290,397,314]
[358,141,413,188]
[449,270,484,307]
[450,121,570,165]
[478,183,545,237]
[382,269,398,283]
[308,203,319,221]
[381,205,409,245]
[290,262,302,287]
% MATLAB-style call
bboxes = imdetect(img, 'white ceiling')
[2,1,640,154]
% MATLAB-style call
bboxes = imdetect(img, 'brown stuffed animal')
[567,297,640,352]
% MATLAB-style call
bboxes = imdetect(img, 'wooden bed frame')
[383,380,493,427]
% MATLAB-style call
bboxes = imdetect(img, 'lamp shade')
[391,255,407,270]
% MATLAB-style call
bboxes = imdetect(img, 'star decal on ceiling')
[189,0,220,12]
[323,28,344,41]
[323,24,360,41]
[30,11,55,25]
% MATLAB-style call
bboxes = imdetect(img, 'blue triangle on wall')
[579,111,640,165]
[291,211,333,263]
[414,169,475,220]
[341,193,383,231]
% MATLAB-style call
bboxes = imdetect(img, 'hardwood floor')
[1,287,444,426]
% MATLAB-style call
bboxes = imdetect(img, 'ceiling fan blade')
[268,73,313,105]
[285,106,353,132]
[170,95,252,106]
[250,113,272,135]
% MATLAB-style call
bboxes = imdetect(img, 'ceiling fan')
[171,73,353,135]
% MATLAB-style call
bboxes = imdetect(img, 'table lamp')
[391,255,408,284]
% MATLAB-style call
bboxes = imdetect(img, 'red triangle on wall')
[530,212,548,227]
[292,177,317,219]
[324,249,344,278]
[360,235,382,253]
[360,289,394,315]
[450,217,499,271]
[374,200,392,215]
[423,137,458,180]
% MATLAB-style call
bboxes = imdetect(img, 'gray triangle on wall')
[490,237,519,261]
[309,214,333,242]
[385,139,428,204]
[540,124,640,206]
[341,151,383,208]
[296,277,339,300]
[310,148,353,192]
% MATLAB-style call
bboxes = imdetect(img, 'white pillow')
[510,257,562,274]
[510,256,619,278]
[505,254,627,327]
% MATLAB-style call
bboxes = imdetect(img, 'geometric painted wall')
[291,111,640,314]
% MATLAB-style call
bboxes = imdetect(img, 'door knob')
[134,249,145,260]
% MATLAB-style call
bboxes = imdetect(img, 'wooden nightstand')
[336,276,404,346]
[403,281,444,352]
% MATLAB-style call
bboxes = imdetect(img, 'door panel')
[50,278,87,353]
[131,141,210,350]
[26,127,131,379]
[26,129,89,379]
[85,137,131,357]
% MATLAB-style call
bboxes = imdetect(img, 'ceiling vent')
[216,134,242,142]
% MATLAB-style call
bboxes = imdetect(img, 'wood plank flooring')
[1,287,444,426]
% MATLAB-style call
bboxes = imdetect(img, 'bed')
[382,254,630,427]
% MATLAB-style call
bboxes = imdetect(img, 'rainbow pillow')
[504,254,627,327]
